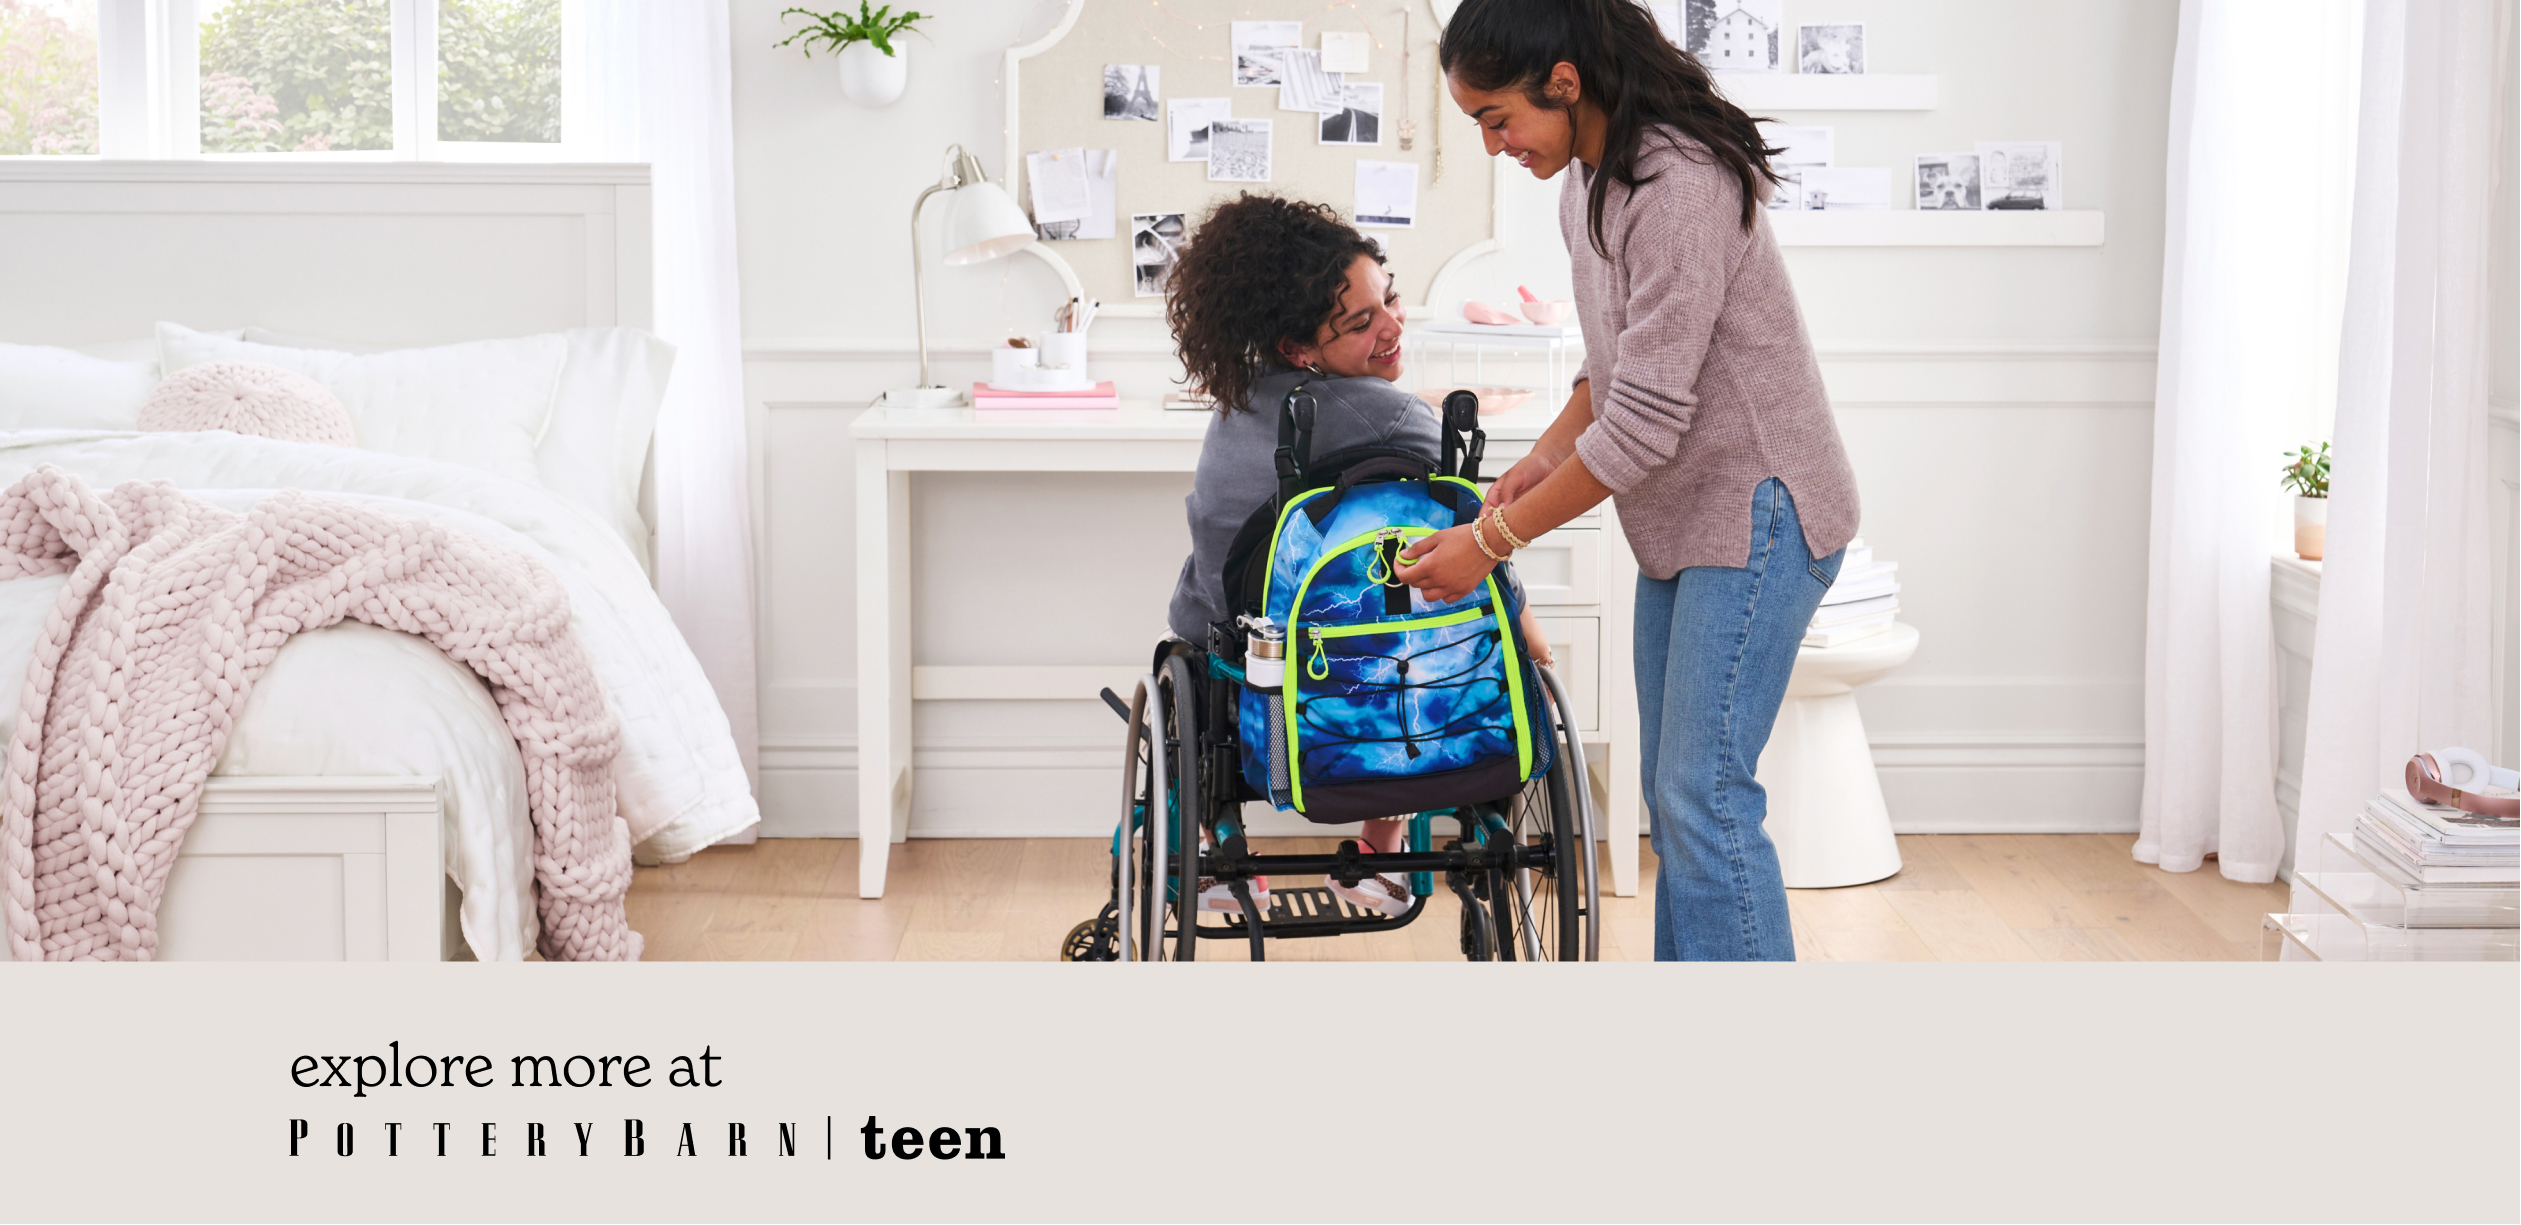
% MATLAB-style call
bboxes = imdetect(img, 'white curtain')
[583,1,761,788]
[2289,0,2510,901]
[2139,0,2364,882]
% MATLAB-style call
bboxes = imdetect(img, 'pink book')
[973,380,1117,406]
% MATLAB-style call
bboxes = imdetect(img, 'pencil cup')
[1036,332,1090,387]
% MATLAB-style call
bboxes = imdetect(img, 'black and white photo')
[1914,152,1981,211]
[1276,47,1345,114]
[1355,159,1418,228]
[1132,212,1186,297]
[1166,97,1229,162]
[1319,82,1383,146]
[1976,141,2063,210]
[1205,117,1273,182]
[1796,23,1863,74]
[1102,65,1159,121]
[1683,0,1781,73]
[1035,150,1117,240]
[1795,166,1892,209]
[1232,20,1300,87]
[1757,121,1833,169]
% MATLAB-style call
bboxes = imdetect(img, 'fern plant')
[776,3,929,58]
[2280,440,2330,498]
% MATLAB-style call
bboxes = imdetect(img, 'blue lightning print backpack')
[1219,386,1553,824]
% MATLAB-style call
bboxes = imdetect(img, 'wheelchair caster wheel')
[1061,905,1120,961]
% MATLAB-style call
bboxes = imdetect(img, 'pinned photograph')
[1355,159,1419,228]
[1103,65,1159,121]
[1976,141,2064,210]
[1795,166,1892,209]
[1796,23,1864,74]
[1024,147,1092,227]
[1036,150,1118,240]
[1205,118,1273,182]
[1914,152,1981,211]
[1276,47,1346,114]
[1683,0,1782,73]
[1132,212,1187,297]
[1757,121,1833,169]
[1318,30,1371,74]
[1166,97,1231,162]
[1319,82,1383,146]
[1233,20,1301,87]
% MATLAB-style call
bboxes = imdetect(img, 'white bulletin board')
[1007,0,1499,319]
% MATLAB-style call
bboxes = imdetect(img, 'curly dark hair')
[1165,194,1386,416]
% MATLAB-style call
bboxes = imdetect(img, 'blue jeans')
[1633,479,1841,961]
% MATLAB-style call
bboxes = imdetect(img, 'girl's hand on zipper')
[1394,524,1497,604]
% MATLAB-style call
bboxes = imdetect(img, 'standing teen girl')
[1402,0,1861,960]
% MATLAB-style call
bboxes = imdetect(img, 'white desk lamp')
[881,144,1037,409]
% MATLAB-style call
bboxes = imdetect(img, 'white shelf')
[1715,73,1938,111]
[1771,209,2105,247]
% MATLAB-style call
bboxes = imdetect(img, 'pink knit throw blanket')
[0,467,641,961]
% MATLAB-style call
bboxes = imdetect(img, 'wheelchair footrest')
[1202,885,1426,940]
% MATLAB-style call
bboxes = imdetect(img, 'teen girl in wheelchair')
[1066,196,1598,961]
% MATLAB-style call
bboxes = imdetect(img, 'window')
[0,0,100,155]
[3,0,575,158]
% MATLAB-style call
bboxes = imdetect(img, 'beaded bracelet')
[1488,506,1532,552]
[1470,516,1506,562]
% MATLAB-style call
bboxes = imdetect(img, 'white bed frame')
[0,162,654,961]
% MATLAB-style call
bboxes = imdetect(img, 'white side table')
[1757,623,1918,888]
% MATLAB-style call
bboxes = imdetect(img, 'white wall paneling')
[1769,210,2106,247]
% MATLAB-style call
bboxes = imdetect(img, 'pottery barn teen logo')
[285,1043,1005,1161]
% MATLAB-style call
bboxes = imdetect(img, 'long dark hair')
[1439,0,1780,254]
[1166,194,1385,415]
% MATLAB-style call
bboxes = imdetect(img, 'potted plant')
[777,4,930,108]
[2281,440,2330,561]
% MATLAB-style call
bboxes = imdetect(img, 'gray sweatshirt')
[1166,369,1441,642]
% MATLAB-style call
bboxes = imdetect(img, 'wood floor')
[624,833,2293,962]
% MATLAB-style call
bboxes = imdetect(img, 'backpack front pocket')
[1287,604,1528,807]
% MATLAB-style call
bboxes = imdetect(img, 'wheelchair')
[1064,626,1600,962]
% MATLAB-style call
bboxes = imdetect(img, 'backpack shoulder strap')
[1274,382,1318,504]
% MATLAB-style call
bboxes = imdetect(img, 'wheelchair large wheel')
[1492,664,1598,961]
[1117,652,1206,960]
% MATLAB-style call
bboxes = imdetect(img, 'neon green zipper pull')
[1306,627,1328,680]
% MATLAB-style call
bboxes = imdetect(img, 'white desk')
[849,402,1644,899]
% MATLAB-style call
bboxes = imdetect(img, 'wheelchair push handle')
[1439,389,1485,483]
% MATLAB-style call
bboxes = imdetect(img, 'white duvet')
[0,430,759,959]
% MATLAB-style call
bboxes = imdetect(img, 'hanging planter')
[837,40,909,107]
[777,4,929,109]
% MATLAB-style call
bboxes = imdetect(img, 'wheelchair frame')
[1068,637,1600,962]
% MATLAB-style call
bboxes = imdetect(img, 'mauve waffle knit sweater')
[1562,130,1859,579]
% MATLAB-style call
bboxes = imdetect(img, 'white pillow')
[73,328,243,369]
[243,326,673,555]
[159,322,563,487]
[0,342,158,430]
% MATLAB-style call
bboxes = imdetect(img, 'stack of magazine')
[1806,538,1899,647]
[2278,786,2519,953]
[2355,789,2519,893]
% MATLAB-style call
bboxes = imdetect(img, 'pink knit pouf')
[139,360,356,447]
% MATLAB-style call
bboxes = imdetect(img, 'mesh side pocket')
[1266,698,1292,807]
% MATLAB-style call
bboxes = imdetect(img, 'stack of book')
[970,381,1119,423]
[1805,538,1899,647]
